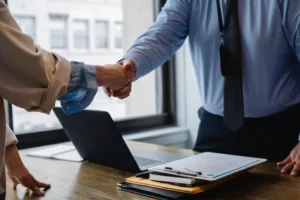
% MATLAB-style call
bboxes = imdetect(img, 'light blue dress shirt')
[59,62,98,115]
[123,0,300,118]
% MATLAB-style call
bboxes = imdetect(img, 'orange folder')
[125,171,245,194]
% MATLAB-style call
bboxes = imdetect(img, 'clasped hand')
[98,60,136,99]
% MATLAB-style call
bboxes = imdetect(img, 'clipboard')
[148,152,267,181]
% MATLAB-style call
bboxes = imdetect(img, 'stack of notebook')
[149,172,205,186]
[117,152,267,200]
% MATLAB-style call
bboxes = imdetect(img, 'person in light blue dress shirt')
[100,0,300,176]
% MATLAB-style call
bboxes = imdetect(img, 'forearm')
[5,126,23,172]
[5,145,25,173]
[123,28,186,79]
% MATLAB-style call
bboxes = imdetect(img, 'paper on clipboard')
[148,152,267,181]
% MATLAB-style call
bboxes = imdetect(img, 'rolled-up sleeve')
[59,62,98,115]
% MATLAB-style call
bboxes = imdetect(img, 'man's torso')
[188,0,300,117]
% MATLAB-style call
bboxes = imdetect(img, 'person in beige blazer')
[0,0,134,198]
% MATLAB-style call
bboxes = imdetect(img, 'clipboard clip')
[164,167,202,177]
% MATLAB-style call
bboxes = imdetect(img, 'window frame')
[7,0,177,149]
[94,20,109,50]
[114,21,123,49]
[49,14,69,51]
[72,19,90,51]
[13,15,36,41]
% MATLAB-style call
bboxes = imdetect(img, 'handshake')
[95,60,136,99]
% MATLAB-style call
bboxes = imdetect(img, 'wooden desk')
[5,141,300,200]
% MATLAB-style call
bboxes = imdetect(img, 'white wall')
[123,0,157,118]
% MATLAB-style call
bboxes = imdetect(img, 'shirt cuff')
[60,88,97,115]
[6,124,17,147]
[59,62,98,115]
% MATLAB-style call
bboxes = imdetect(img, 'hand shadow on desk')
[190,172,282,200]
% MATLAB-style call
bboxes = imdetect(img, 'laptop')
[53,107,186,173]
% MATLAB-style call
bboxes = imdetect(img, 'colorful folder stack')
[124,170,243,195]
[117,152,267,199]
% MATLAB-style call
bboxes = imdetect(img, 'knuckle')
[295,163,300,168]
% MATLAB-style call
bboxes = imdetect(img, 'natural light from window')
[8,0,158,134]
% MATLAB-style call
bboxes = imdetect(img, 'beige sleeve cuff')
[5,124,17,147]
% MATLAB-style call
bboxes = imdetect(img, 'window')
[50,15,68,49]
[14,16,36,40]
[114,22,123,49]
[106,0,122,4]
[73,19,89,49]
[95,20,109,49]
[7,0,175,149]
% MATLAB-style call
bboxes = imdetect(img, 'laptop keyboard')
[134,156,162,167]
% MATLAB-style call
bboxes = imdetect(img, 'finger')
[103,88,112,97]
[112,88,131,98]
[281,161,296,174]
[291,163,300,176]
[277,156,292,168]
[113,91,130,99]
[25,188,30,196]
[124,71,136,81]
[112,92,129,98]
[10,177,18,184]
[34,179,51,188]
[118,94,130,100]
[27,178,45,196]
[10,177,19,190]
[29,185,45,196]
[122,60,136,80]
[13,182,19,190]
[122,60,134,70]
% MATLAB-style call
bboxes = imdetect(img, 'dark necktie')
[217,0,244,132]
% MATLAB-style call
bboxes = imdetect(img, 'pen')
[135,171,151,178]
[164,167,202,176]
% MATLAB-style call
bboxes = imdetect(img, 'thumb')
[9,176,19,190]
[122,60,136,80]
[103,87,112,97]
[277,156,291,167]
[13,182,19,190]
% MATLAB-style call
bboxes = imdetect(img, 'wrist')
[5,145,25,172]
[94,65,109,87]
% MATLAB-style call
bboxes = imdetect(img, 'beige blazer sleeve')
[0,0,71,114]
